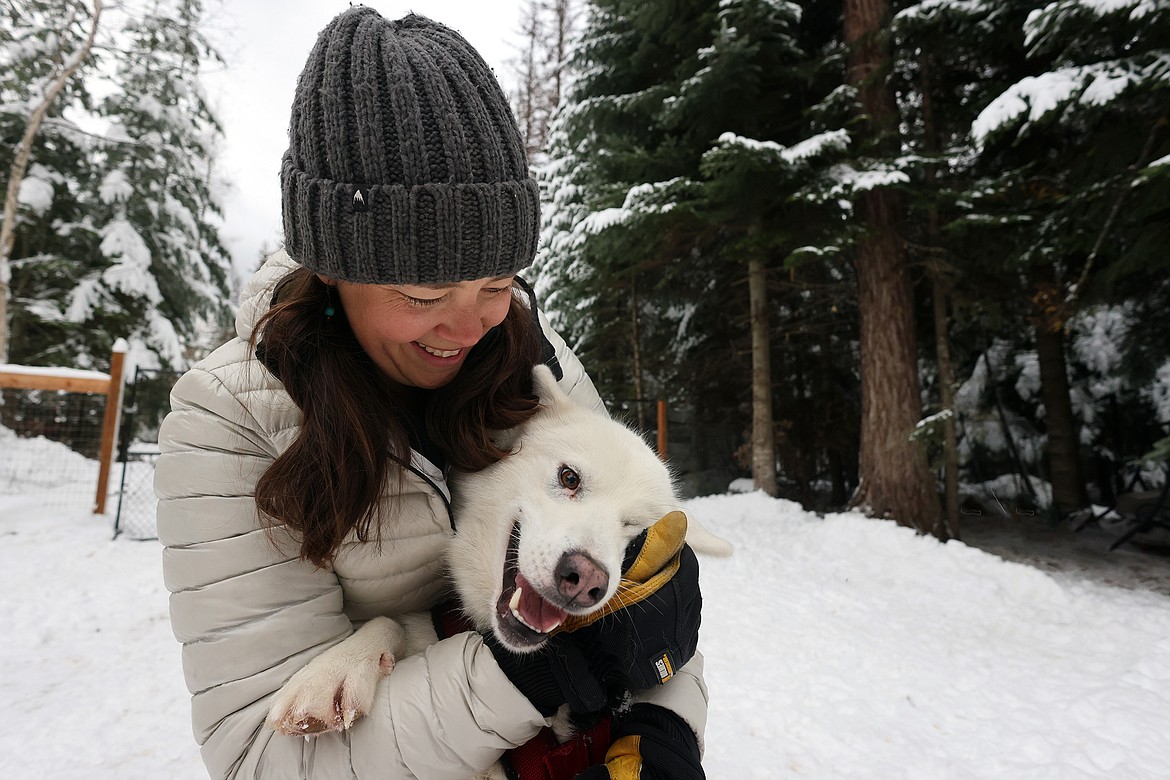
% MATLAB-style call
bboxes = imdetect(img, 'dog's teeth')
[546,618,562,631]
[508,588,543,632]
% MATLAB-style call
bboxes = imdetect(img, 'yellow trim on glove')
[623,510,687,581]
[556,511,688,633]
[603,735,643,780]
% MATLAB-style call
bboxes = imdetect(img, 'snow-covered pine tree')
[890,0,1043,534]
[537,0,717,427]
[0,0,102,364]
[75,0,231,371]
[967,0,1170,514]
[667,0,854,497]
[539,0,859,497]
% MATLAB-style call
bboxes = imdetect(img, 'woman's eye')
[558,466,581,490]
[406,295,443,307]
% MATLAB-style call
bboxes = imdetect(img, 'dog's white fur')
[265,366,731,776]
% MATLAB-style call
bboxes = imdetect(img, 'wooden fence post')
[93,340,127,514]
[657,399,668,461]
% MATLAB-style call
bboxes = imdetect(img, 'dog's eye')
[558,466,581,491]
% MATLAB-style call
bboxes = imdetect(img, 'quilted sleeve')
[156,359,548,779]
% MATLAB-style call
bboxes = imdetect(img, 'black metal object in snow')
[1106,462,1170,552]
[113,367,182,540]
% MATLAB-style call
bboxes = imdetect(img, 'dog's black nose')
[555,551,609,608]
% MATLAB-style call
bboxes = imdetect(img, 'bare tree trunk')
[919,52,959,541]
[0,0,103,364]
[845,0,938,533]
[512,0,542,159]
[820,330,849,507]
[932,276,960,539]
[630,276,646,431]
[542,0,574,150]
[748,251,777,496]
[1032,283,1090,516]
[551,0,571,104]
[511,0,574,161]
[828,448,847,507]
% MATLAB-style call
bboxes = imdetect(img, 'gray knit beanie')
[281,7,540,285]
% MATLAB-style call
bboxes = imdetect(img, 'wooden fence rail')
[0,341,127,514]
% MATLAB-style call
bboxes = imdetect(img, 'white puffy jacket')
[155,252,708,779]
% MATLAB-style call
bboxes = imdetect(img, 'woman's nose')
[436,302,486,346]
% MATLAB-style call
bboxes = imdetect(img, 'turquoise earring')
[324,286,336,318]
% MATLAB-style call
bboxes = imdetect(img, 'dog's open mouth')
[494,523,568,651]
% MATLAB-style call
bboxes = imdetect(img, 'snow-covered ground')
[2,433,1169,779]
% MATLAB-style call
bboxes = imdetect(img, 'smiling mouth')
[416,342,462,358]
[494,523,568,651]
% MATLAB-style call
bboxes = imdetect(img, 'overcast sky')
[202,1,525,281]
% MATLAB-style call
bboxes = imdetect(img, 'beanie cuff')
[281,160,541,285]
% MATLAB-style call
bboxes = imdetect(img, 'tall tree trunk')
[919,52,959,541]
[932,278,960,539]
[844,0,938,533]
[0,0,103,364]
[630,276,646,431]
[551,0,571,104]
[828,447,847,507]
[513,0,541,159]
[821,330,849,507]
[1033,283,1089,515]
[748,251,777,496]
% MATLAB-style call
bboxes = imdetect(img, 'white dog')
[265,366,731,776]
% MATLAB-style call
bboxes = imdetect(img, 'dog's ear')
[531,364,574,413]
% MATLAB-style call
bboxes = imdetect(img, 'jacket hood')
[235,250,301,341]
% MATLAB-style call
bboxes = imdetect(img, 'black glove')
[487,511,702,715]
[484,628,608,715]
[574,703,705,780]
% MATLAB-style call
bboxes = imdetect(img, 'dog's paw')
[473,763,511,780]
[266,618,402,736]
[266,650,395,736]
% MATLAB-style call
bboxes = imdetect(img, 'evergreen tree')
[540,0,856,496]
[535,0,1169,509]
[3,0,231,372]
[537,0,716,420]
[889,0,1043,533]
[671,0,854,495]
[0,0,102,364]
[74,0,231,370]
[967,0,1170,513]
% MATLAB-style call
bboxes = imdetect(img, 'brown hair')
[250,266,541,567]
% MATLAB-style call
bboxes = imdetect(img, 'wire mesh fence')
[113,368,182,540]
[114,445,163,540]
[0,387,106,513]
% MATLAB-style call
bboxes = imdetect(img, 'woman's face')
[326,275,515,389]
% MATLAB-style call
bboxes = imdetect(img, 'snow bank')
[1,436,1168,778]
[688,491,1170,779]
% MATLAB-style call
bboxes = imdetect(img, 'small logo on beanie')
[352,188,370,213]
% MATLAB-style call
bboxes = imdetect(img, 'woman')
[155,8,708,780]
